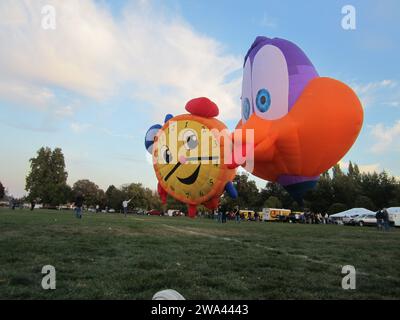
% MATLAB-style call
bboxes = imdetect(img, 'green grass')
[0,208,399,299]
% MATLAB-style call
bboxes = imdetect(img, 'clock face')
[153,118,223,202]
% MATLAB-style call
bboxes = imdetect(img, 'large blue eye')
[183,130,198,150]
[256,88,271,113]
[242,97,250,120]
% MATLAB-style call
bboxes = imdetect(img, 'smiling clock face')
[153,115,226,204]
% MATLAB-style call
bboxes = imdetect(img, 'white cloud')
[101,128,135,140]
[70,122,92,134]
[54,105,74,118]
[369,120,400,153]
[358,163,381,174]
[350,79,399,109]
[0,0,242,120]
[259,13,278,28]
[0,80,54,111]
[338,160,381,174]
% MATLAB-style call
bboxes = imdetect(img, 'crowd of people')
[208,206,394,232]
[300,211,330,224]
[209,206,332,224]
[211,205,241,223]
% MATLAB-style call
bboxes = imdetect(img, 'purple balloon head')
[244,36,319,110]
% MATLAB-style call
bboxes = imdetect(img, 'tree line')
[1,147,398,214]
[22,147,161,211]
[221,163,400,214]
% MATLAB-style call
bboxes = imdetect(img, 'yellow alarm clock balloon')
[145,97,238,218]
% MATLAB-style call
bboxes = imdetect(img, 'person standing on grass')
[376,209,383,230]
[217,206,222,223]
[254,211,259,222]
[30,199,35,211]
[222,210,227,223]
[382,208,390,231]
[122,199,132,217]
[234,206,240,223]
[74,193,84,219]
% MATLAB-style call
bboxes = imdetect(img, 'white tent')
[330,208,374,218]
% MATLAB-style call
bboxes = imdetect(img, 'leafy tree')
[25,147,68,206]
[354,195,375,211]
[331,173,358,208]
[264,196,282,209]
[0,181,4,199]
[332,163,344,179]
[328,203,347,215]
[348,161,360,182]
[392,183,400,206]
[105,185,124,211]
[143,188,162,211]
[50,184,72,205]
[221,173,259,211]
[359,171,397,209]
[321,170,331,180]
[72,179,104,207]
[290,201,302,211]
[377,171,397,208]
[303,162,399,212]
[121,183,147,209]
[259,182,296,210]
[304,175,333,212]
[166,196,187,213]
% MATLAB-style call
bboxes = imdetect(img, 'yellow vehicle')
[239,210,255,220]
[262,208,291,221]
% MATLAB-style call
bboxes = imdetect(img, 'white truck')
[262,208,291,221]
[388,207,400,227]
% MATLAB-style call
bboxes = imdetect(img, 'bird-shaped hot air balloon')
[231,36,363,203]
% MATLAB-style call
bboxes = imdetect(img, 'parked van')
[389,213,400,227]
[262,208,291,221]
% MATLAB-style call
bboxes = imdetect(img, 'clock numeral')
[185,121,188,128]
[199,190,204,196]
[185,192,190,198]
[209,178,214,185]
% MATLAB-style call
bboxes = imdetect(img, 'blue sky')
[0,0,399,197]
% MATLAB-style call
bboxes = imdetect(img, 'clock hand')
[165,155,219,181]
[164,162,181,181]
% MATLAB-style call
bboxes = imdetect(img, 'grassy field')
[0,208,399,300]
